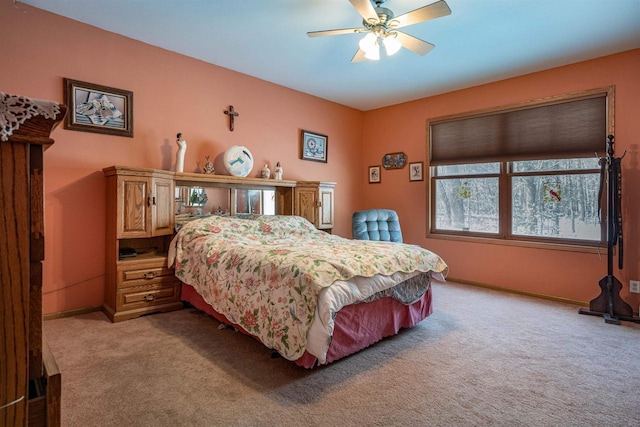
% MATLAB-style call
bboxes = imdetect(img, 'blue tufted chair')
[352,209,403,243]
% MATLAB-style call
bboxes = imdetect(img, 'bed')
[168,214,448,368]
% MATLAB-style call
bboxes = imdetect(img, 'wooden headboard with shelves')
[102,165,335,323]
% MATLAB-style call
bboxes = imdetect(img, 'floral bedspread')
[168,215,448,361]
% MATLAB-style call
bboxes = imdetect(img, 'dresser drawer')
[117,260,175,288]
[117,282,180,311]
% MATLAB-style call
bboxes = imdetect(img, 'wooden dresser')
[102,166,183,322]
[0,93,66,426]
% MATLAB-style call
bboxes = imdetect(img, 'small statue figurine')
[261,163,271,179]
[274,161,283,180]
[202,155,215,174]
[175,132,186,173]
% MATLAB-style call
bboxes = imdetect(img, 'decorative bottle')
[203,155,215,174]
[261,163,271,179]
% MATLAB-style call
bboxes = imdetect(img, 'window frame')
[426,87,614,252]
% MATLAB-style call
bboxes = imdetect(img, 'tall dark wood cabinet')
[0,93,66,426]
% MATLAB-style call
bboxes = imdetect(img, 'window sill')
[426,232,607,254]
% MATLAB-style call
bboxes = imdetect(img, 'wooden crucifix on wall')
[223,105,239,131]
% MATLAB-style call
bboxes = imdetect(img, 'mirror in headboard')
[234,189,276,215]
[175,186,277,216]
[176,186,230,215]
[173,171,296,217]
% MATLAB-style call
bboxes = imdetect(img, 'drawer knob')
[143,271,158,280]
[143,294,156,302]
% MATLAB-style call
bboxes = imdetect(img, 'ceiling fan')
[307,0,451,62]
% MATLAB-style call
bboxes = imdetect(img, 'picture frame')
[301,130,328,163]
[368,165,381,184]
[64,78,133,137]
[409,161,424,181]
[382,152,407,169]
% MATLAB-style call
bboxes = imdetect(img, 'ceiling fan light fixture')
[307,0,451,62]
[364,42,380,60]
[358,32,378,53]
[383,33,402,56]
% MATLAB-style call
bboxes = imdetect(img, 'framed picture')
[409,162,424,181]
[382,152,407,169]
[368,165,381,184]
[64,78,133,137]
[301,130,328,163]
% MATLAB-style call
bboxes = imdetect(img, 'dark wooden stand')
[579,136,640,324]
[0,96,66,426]
[579,277,639,324]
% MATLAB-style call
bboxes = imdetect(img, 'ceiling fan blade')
[391,0,452,29]
[395,31,435,56]
[307,28,363,37]
[351,48,367,63]
[349,0,378,23]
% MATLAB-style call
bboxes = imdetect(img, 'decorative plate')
[382,152,407,169]
[223,145,254,177]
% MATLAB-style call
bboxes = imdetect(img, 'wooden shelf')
[117,251,169,264]
[175,171,297,188]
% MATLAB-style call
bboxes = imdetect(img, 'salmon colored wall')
[361,49,640,309]
[2,0,638,316]
[0,1,363,314]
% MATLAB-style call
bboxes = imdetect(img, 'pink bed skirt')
[181,283,433,368]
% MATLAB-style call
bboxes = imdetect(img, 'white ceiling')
[19,0,640,111]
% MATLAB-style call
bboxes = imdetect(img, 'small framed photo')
[409,162,424,181]
[369,165,381,184]
[64,78,133,137]
[301,130,328,163]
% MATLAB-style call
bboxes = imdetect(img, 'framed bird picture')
[63,78,133,137]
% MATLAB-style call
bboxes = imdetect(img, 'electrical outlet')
[630,280,640,294]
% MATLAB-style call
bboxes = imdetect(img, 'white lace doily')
[0,92,62,141]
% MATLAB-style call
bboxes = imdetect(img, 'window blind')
[429,95,607,165]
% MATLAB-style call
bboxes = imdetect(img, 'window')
[434,163,500,234]
[428,87,613,247]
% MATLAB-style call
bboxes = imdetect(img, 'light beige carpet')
[44,281,640,427]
